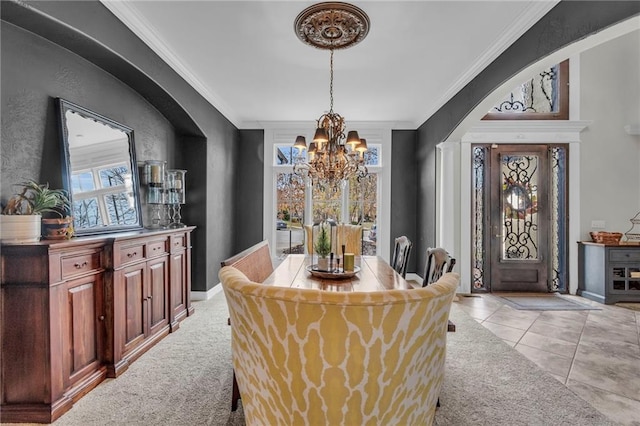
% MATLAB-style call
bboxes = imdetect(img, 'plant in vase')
[314,223,332,271]
[1,180,72,242]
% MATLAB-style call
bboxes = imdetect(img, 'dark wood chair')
[220,240,274,411]
[423,246,456,407]
[424,247,457,334]
[423,247,456,287]
[390,236,412,278]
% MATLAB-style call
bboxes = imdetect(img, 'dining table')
[263,254,456,332]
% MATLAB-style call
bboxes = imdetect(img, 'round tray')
[306,265,360,280]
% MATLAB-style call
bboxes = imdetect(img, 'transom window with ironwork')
[483,60,569,120]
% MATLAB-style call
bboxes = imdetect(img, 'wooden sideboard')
[0,227,195,423]
[578,241,640,304]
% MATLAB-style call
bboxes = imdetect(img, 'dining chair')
[305,221,343,255]
[220,240,274,411]
[423,247,456,287]
[391,236,412,278]
[219,265,459,425]
[337,223,363,255]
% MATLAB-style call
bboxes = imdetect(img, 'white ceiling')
[103,1,559,129]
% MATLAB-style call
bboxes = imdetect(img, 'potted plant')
[314,222,332,271]
[1,180,71,242]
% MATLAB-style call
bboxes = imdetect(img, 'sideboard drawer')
[147,240,168,257]
[170,234,187,251]
[609,250,640,262]
[119,244,145,265]
[61,252,102,279]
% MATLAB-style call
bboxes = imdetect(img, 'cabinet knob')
[99,315,105,321]
[127,252,137,258]
[74,261,87,269]
[148,295,153,300]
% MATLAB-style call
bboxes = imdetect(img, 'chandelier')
[292,2,370,191]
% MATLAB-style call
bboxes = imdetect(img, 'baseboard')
[191,283,223,301]
[406,272,422,284]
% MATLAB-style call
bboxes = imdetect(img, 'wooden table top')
[263,254,456,333]
[263,254,414,292]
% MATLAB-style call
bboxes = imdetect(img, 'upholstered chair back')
[220,240,274,283]
[304,223,363,255]
[337,223,363,255]
[219,266,459,426]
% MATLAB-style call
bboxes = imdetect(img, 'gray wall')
[235,129,265,252]
[1,1,243,292]
[390,130,418,272]
[414,1,640,277]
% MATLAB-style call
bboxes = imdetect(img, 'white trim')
[462,120,591,142]
[191,284,223,301]
[436,142,458,261]
[101,1,240,127]
[459,142,473,294]
[568,142,581,295]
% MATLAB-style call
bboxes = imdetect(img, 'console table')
[577,241,640,304]
[0,227,195,423]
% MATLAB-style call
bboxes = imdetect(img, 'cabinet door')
[64,273,104,387]
[170,249,187,326]
[121,263,146,354]
[147,256,169,336]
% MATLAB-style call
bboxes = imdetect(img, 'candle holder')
[165,169,187,228]
[144,160,166,229]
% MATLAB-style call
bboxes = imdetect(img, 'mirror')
[57,98,143,235]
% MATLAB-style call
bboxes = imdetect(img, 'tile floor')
[455,294,640,426]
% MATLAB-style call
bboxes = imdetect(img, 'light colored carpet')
[47,289,614,426]
[496,293,600,311]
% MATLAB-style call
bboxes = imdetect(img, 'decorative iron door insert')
[489,145,549,292]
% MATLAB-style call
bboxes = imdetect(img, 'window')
[483,60,569,120]
[274,144,304,166]
[267,128,391,261]
[276,172,305,224]
[270,136,381,257]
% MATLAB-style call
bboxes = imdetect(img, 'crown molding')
[249,120,413,130]
[424,1,559,121]
[461,120,592,143]
[101,1,241,128]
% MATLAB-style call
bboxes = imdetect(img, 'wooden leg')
[231,369,241,411]
[447,319,456,332]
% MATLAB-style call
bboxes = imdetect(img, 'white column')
[436,142,458,257]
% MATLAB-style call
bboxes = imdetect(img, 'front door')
[489,145,549,292]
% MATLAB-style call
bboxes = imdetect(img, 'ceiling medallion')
[294,2,370,50]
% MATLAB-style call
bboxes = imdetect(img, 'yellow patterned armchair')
[219,266,459,425]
